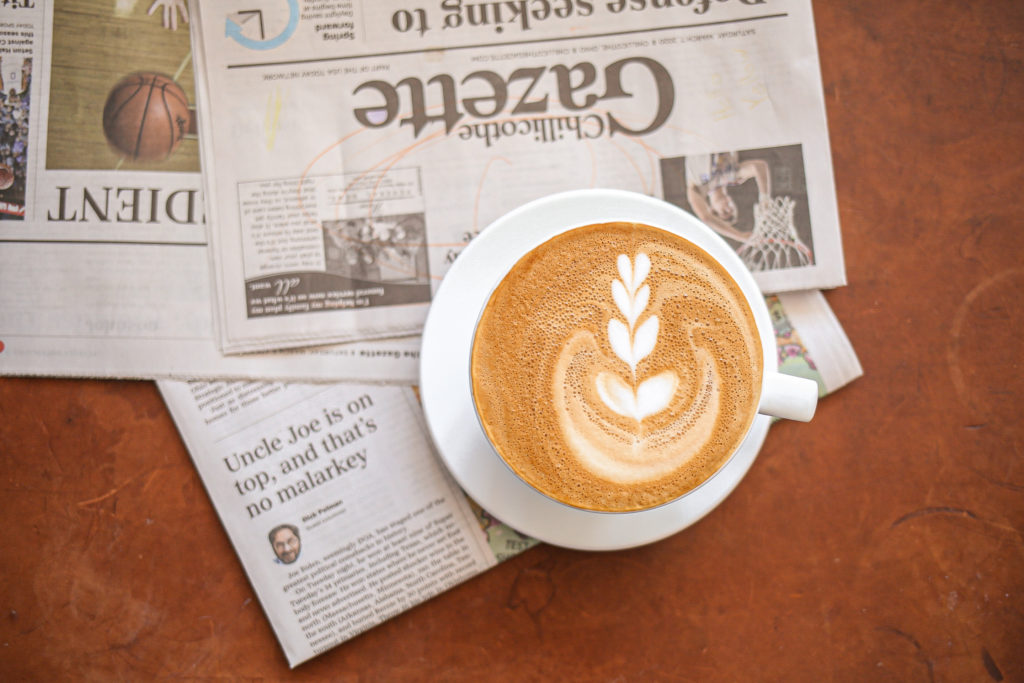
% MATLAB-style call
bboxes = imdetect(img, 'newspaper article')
[157,289,860,666]
[0,0,421,383]
[158,380,539,667]
[191,0,845,354]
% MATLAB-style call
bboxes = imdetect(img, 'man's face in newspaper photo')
[269,525,301,565]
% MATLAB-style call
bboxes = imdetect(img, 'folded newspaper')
[158,290,862,667]
[189,0,844,354]
[0,0,422,384]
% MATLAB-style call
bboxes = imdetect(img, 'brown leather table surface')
[2,2,1022,680]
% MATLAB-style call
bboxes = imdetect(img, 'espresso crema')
[470,222,763,512]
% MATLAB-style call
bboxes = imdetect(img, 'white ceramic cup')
[421,189,817,525]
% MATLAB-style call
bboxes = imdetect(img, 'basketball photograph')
[660,144,815,273]
[46,0,198,172]
[0,55,31,220]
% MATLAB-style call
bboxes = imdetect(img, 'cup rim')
[461,189,777,514]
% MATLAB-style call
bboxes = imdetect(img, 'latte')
[470,222,763,512]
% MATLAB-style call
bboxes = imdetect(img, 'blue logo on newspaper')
[225,0,299,50]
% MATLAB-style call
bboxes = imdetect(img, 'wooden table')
[2,1,1021,679]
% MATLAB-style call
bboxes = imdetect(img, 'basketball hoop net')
[737,195,813,272]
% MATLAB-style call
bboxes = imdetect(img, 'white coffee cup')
[420,190,817,540]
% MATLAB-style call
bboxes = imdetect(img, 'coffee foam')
[471,222,763,512]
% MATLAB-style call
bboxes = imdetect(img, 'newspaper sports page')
[0,0,421,383]
[190,0,845,354]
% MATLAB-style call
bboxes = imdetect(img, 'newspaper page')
[156,289,858,666]
[190,0,845,354]
[0,0,420,383]
[157,380,536,667]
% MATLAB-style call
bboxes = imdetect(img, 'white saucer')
[419,190,773,551]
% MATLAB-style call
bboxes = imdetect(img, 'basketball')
[102,72,191,162]
[0,165,13,191]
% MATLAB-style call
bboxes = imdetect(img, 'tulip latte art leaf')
[596,370,678,421]
[601,253,676,416]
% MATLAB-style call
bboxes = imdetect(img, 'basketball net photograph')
[660,144,816,275]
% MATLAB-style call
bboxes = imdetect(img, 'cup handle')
[758,373,818,422]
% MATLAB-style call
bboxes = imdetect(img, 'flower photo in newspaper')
[0,43,32,220]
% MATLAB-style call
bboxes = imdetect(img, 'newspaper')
[0,0,420,383]
[158,380,536,667]
[774,290,862,395]
[190,0,845,354]
[156,289,860,666]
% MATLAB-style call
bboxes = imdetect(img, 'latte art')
[555,250,723,486]
[471,223,763,512]
[598,252,675,420]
